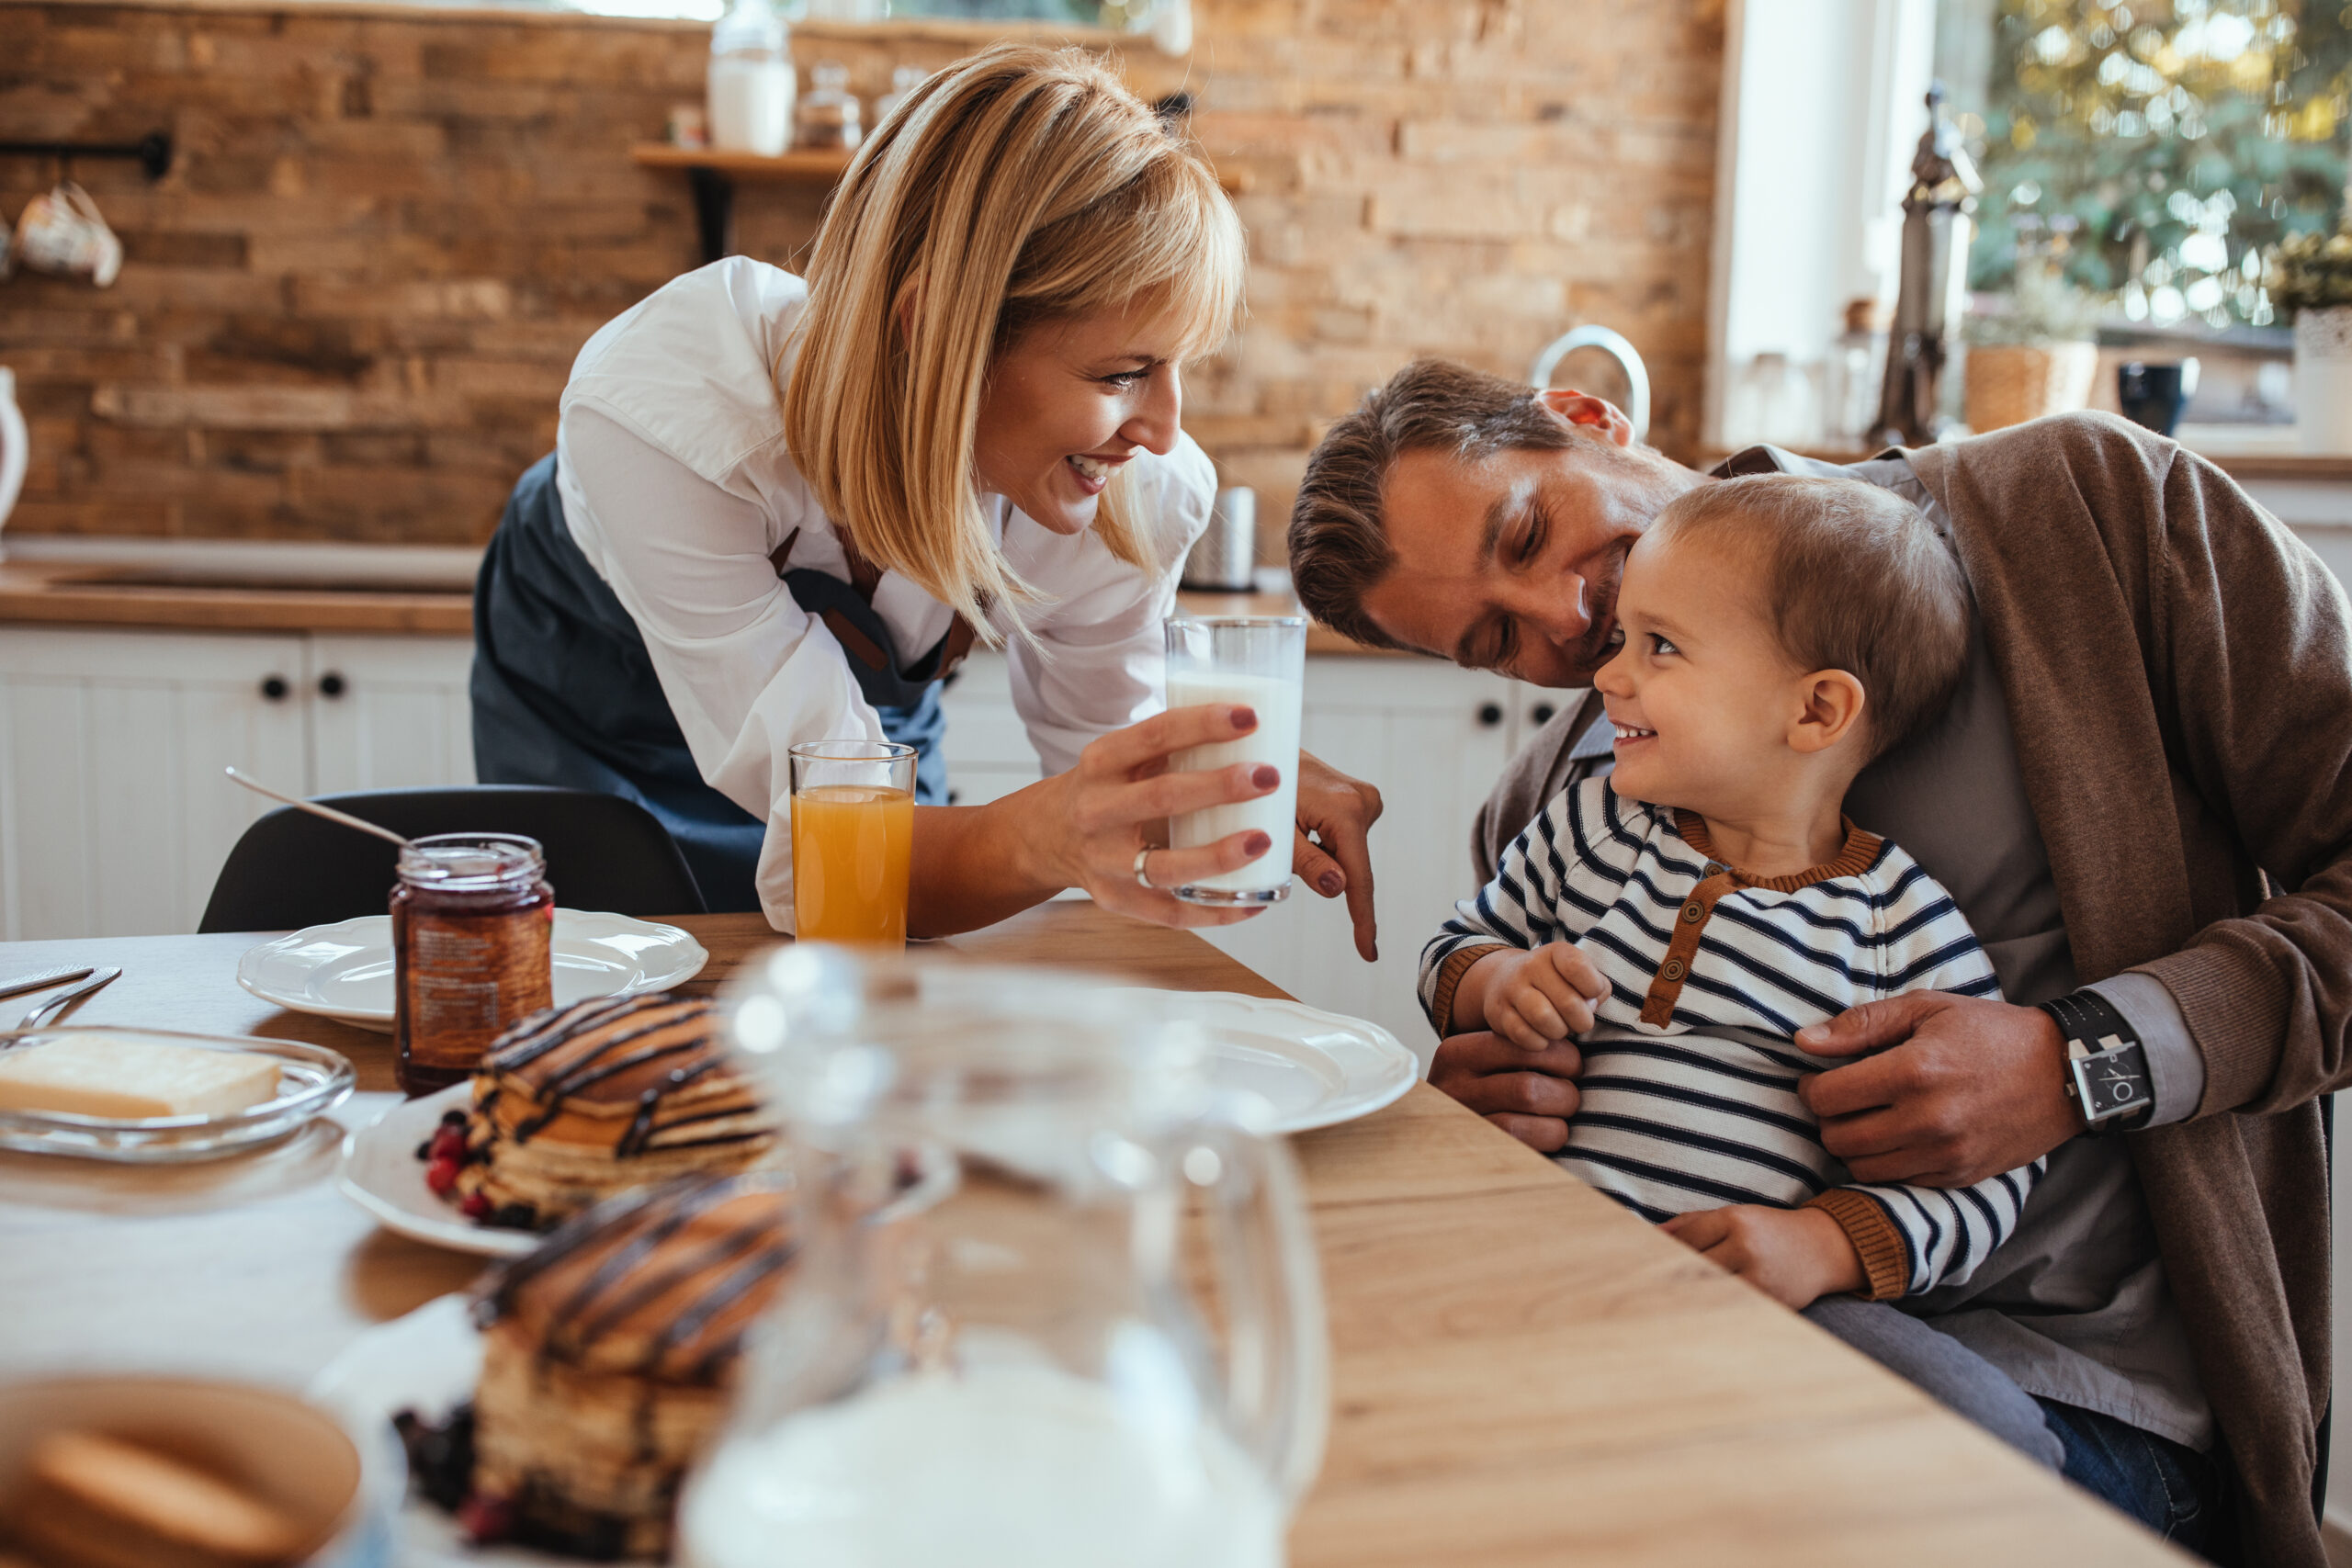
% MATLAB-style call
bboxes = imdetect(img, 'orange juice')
[791,784,914,944]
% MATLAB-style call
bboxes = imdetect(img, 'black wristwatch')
[2040,991,2154,1134]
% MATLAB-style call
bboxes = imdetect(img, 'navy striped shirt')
[1421,775,2044,1295]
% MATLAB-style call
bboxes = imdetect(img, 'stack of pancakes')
[468,1175,796,1558]
[453,994,780,1230]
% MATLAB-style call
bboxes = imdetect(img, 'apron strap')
[769,526,979,705]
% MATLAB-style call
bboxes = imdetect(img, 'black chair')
[198,786,708,933]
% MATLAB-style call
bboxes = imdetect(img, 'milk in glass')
[678,1362,1283,1568]
[1163,617,1306,904]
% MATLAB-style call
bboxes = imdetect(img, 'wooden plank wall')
[0,0,1722,554]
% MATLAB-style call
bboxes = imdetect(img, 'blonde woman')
[472,46,1384,947]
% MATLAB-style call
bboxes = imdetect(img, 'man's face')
[1358,404,1703,687]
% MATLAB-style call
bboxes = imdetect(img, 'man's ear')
[1535,388,1637,448]
[1789,670,1868,756]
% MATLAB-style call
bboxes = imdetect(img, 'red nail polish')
[1243,831,1272,856]
[1230,706,1258,728]
[1318,871,1342,895]
[1252,764,1279,790]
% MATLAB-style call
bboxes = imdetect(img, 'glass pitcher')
[677,948,1329,1568]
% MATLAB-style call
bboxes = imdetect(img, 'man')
[1287,358,2352,1565]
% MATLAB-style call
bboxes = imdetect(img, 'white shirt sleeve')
[557,400,883,934]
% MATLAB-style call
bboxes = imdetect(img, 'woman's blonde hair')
[782,44,1246,637]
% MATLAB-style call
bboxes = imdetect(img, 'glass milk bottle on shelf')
[707,0,793,156]
[677,948,1329,1568]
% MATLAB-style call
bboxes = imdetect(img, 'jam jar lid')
[396,833,545,890]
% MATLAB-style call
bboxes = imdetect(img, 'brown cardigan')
[1471,413,2348,1566]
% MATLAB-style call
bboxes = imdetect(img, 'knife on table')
[0,966,92,1001]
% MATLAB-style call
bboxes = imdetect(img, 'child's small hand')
[1659,1204,1869,1310]
[1475,942,1607,1050]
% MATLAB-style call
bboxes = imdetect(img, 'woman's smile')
[1065,451,1130,496]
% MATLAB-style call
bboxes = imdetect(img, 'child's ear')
[1789,670,1866,755]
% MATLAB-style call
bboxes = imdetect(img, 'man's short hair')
[1288,358,1626,651]
[1653,474,1972,761]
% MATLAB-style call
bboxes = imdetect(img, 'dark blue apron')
[470,454,951,914]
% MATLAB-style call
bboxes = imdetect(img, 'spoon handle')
[224,768,411,849]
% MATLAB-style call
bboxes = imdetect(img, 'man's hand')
[1293,750,1384,962]
[1796,991,2078,1188]
[1659,1204,1868,1310]
[1465,942,1607,1048]
[1427,1030,1584,1152]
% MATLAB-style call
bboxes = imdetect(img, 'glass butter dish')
[0,1027,356,1164]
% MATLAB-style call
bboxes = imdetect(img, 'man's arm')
[2118,447,2352,1115]
[1801,428,2352,1186]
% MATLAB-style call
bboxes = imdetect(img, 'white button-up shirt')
[551,258,1215,929]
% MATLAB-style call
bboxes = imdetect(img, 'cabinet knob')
[1476,702,1504,728]
[319,671,347,699]
[1531,703,1556,726]
[259,675,289,702]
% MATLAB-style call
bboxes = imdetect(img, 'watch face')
[2076,1047,2150,1121]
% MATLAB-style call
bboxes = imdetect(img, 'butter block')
[0,1034,280,1119]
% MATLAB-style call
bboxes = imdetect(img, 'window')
[1937,0,2350,330]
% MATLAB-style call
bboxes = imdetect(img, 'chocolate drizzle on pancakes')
[478,1175,797,1385]
[447,994,781,1232]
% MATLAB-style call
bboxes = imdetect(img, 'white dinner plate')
[239,911,709,1033]
[337,1084,538,1258]
[1108,989,1419,1134]
[310,1296,571,1568]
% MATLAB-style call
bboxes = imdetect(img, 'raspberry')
[424,1156,461,1196]
[459,1192,493,1221]
[458,1492,514,1543]
[428,1125,468,1161]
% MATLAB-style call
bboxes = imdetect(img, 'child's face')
[1592,527,1832,818]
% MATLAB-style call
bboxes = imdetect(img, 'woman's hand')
[1293,752,1384,961]
[1009,700,1297,931]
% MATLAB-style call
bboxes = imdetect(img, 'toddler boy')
[1420,473,2041,1316]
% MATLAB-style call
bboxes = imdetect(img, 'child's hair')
[1650,474,1972,761]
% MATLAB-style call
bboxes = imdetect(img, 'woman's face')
[973,298,1188,536]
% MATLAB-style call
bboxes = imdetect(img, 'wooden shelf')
[634,141,1253,265]
[631,143,854,181]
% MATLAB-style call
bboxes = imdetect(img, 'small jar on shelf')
[796,62,864,152]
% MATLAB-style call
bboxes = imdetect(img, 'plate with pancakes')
[338,994,780,1257]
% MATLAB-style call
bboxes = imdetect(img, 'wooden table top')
[0,908,2178,1565]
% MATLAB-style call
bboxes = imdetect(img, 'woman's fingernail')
[1230,705,1258,729]
[1243,831,1272,856]
[1252,764,1280,790]
[1317,871,1342,896]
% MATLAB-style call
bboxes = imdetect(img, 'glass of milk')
[1163,615,1306,906]
[682,950,1329,1568]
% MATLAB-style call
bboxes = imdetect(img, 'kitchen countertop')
[0,557,475,636]
[0,554,1400,654]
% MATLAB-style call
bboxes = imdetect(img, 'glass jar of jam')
[392,834,554,1096]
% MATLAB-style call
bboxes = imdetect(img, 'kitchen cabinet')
[0,626,476,940]
[938,650,1548,1053]
[307,635,477,795]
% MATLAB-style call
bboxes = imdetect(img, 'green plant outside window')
[1948,0,2351,328]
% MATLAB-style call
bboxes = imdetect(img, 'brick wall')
[0,0,1722,553]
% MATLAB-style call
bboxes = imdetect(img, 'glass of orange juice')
[789,739,917,945]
